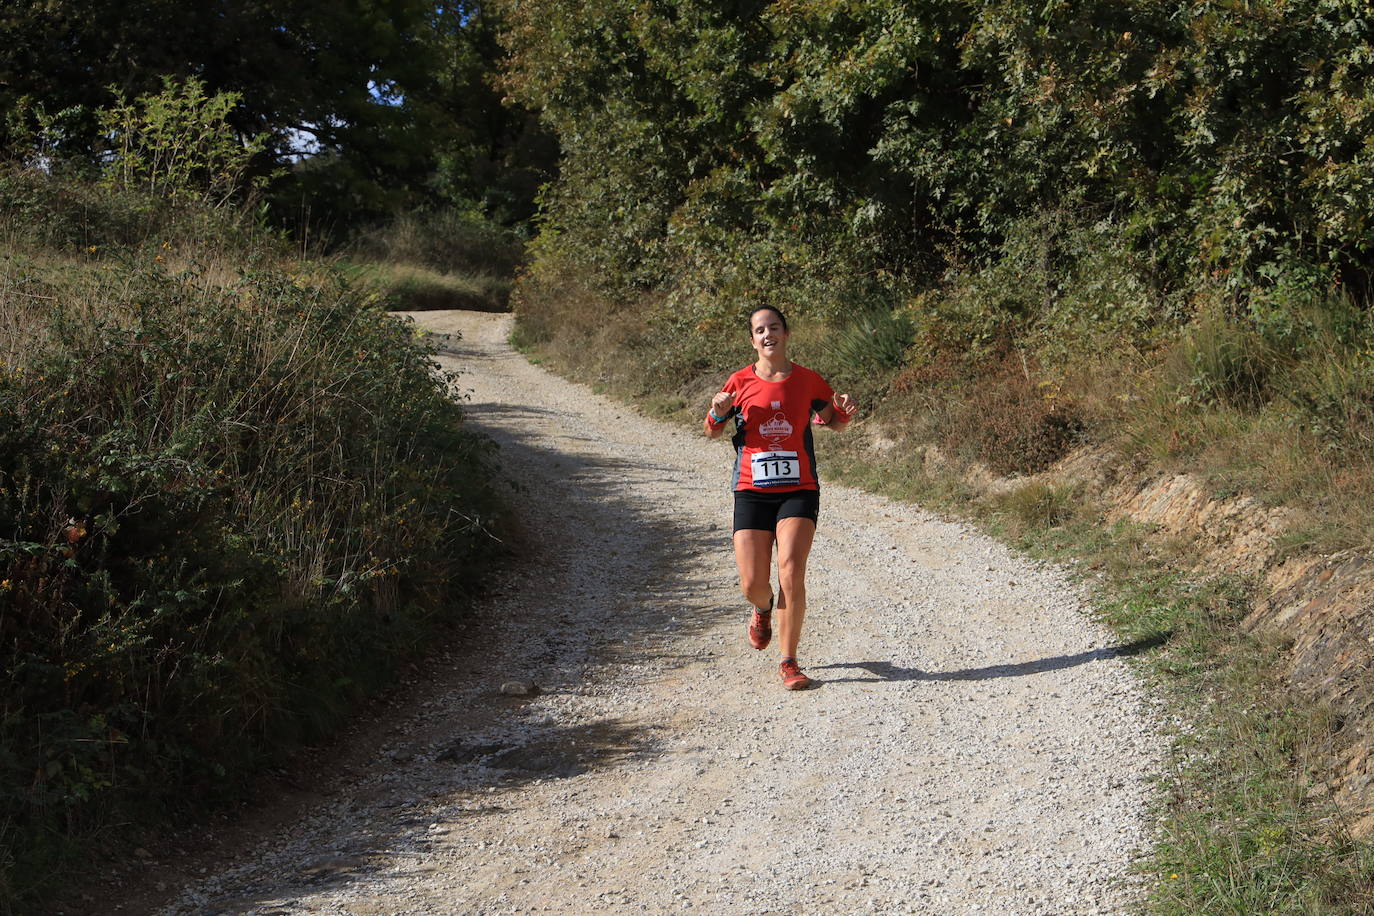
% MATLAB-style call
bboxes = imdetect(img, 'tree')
[0,0,555,235]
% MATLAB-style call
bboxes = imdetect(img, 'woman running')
[704,306,857,689]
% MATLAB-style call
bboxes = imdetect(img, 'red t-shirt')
[721,364,835,492]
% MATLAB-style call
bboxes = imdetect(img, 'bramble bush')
[0,186,504,908]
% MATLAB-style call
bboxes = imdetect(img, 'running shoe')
[779,658,812,690]
[748,597,773,650]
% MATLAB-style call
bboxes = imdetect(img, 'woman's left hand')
[832,393,858,418]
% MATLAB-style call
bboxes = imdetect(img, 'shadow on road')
[128,377,728,915]
[812,633,1169,685]
[210,717,666,911]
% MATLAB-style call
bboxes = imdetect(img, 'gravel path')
[156,309,1165,916]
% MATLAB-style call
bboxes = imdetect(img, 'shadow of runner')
[812,634,1168,684]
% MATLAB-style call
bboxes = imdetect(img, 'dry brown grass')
[346,262,513,312]
[1115,313,1374,553]
[509,250,678,396]
[880,351,1086,476]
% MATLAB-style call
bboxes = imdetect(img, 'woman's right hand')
[711,391,735,415]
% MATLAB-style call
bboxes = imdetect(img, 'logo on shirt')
[771,400,781,410]
[759,412,793,448]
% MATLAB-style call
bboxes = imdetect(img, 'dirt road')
[152,309,1163,915]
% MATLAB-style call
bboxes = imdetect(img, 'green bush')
[0,248,504,905]
[101,77,269,207]
[497,0,1374,379]
[0,166,271,254]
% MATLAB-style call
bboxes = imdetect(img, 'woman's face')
[749,309,789,361]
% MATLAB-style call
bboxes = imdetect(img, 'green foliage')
[0,166,268,254]
[500,0,1374,364]
[1,1,556,242]
[1,99,97,172]
[422,5,558,227]
[0,183,504,908]
[0,0,435,165]
[101,77,269,206]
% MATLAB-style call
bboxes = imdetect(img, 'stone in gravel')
[301,854,365,879]
[500,680,540,696]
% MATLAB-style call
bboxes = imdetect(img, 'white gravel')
[155,310,1166,915]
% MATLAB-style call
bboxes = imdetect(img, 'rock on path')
[156,310,1164,915]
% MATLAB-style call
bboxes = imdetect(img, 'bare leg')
[733,529,775,611]
[774,517,816,659]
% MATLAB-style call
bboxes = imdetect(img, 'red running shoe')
[748,597,773,650]
[779,658,812,690]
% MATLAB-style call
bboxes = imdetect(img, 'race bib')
[751,450,800,487]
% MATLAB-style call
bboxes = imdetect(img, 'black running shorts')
[732,489,820,533]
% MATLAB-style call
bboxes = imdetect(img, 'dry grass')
[347,209,525,279]
[508,250,699,400]
[345,261,513,312]
[1117,312,1374,553]
[0,264,51,368]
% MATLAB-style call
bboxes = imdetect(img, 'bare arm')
[816,393,858,428]
[704,390,735,438]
